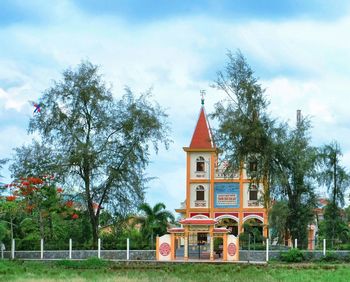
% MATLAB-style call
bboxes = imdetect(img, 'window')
[196,185,205,201]
[249,161,257,172]
[249,185,258,201]
[196,156,205,172]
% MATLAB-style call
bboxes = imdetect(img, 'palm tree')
[136,202,175,249]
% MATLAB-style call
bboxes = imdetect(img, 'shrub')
[280,248,304,263]
[320,252,339,262]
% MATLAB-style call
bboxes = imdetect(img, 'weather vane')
[200,90,206,106]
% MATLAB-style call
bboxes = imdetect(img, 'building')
[175,98,267,237]
[158,98,267,261]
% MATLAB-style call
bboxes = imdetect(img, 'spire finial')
[200,90,206,106]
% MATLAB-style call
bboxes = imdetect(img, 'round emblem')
[159,242,171,256]
[228,243,237,257]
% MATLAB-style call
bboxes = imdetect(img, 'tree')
[211,50,276,209]
[136,202,174,248]
[317,141,350,242]
[318,141,350,207]
[273,118,318,247]
[212,51,317,246]
[27,61,170,246]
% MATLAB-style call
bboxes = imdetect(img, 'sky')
[1,0,350,213]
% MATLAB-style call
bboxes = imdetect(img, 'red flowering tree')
[4,176,79,239]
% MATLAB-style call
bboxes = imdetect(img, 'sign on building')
[214,182,240,208]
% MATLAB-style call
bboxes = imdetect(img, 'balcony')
[248,200,259,207]
[194,200,207,207]
[215,168,239,179]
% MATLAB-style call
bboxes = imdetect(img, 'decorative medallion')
[228,242,237,257]
[159,242,171,256]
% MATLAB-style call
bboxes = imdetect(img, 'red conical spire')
[189,99,215,149]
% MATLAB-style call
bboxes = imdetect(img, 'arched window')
[196,185,205,201]
[196,156,205,172]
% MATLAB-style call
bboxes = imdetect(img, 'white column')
[11,239,15,259]
[294,238,298,249]
[40,238,44,259]
[69,238,72,259]
[210,235,214,260]
[184,236,188,260]
[127,238,130,260]
[266,238,269,262]
[323,239,326,256]
[98,238,101,259]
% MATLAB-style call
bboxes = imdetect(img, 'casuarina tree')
[27,61,170,246]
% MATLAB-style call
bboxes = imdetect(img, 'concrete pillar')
[210,233,214,261]
[266,238,269,262]
[11,239,15,259]
[127,238,130,260]
[69,238,72,259]
[98,238,101,259]
[40,238,44,259]
[184,234,188,261]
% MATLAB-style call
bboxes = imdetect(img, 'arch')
[195,185,205,191]
[215,214,240,224]
[242,215,264,224]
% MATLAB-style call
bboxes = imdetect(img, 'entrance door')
[187,233,210,259]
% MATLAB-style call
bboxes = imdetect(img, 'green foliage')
[24,61,170,246]
[320,252,339,262]
[0,221,7,242]
[211,50,274,208]
[320,202,349,244]
[136,202,175,248]
[269,201,289,244]
[280,248,305,263]
[318,141,350,207]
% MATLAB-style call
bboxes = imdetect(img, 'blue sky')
[1,0,350,212]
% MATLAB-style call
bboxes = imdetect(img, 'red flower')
[72,213,79,219]
[21,181,30,186]
[6,195,17,201]
[65,200,74,208]
[57,188,63,193]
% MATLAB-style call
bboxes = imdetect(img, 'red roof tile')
[189,107,214,149]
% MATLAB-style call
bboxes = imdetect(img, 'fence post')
[98,238,101,259]
[127,238,130,260]
[11,239,15,259]
[266,238,269,262]
[323,239,326,256]
[294,238,297,249]
[69,238,72,259]
[40,238,44,259]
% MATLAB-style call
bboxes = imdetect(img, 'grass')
[1,259,350,281]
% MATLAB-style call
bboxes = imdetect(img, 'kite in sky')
[32,103,41,114]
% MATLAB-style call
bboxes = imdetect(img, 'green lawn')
[1,259,350,282]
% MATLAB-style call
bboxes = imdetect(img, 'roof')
[189,107,215,149]
[179,218,217,225]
